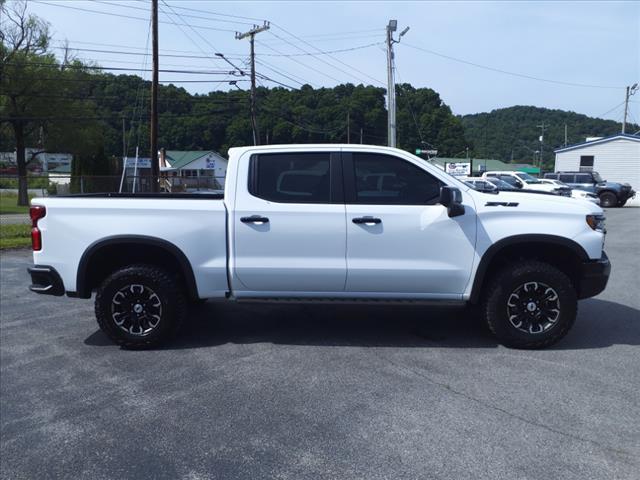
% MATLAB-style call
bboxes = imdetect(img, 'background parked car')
[482,171,572,196]
[543,171,635,208]
[539,179,600,205]
[460,177,498,193]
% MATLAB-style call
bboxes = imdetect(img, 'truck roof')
[228,144,416,158]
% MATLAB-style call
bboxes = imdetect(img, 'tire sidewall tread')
[482,260,577,349]
[95,264,187,349]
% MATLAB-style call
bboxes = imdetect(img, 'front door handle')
[241,215,269,224]
[352,216,381,225]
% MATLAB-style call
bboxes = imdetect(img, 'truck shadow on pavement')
[84,298,640,351]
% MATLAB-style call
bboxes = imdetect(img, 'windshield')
[486,177,517,190]
[517,172,542,184]
[592,172,604,183]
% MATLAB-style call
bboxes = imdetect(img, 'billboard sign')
[445,162,471,176]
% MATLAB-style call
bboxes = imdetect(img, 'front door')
[232,151,347,294]
[343,152,476,297]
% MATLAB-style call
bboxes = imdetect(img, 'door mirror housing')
[440,186,465,217]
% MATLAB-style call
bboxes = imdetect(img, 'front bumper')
[27,265,65,296]
[578,252,611,299]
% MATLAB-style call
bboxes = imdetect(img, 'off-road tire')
[599,191,618,208]
[95,264,187,348]
[482,260,577,349]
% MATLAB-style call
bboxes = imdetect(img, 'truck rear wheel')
[482,261,577,349]
[95,264,186,348]
[599,191,618,208]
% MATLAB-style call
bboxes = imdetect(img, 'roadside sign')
[416,149,438,156]
[445,162,471,176]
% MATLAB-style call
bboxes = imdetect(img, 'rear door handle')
[241,215,269,224]
[352,216,381,225]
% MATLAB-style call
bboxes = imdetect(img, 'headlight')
[586,214,606,232]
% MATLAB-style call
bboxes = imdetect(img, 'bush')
[0,175,51,189]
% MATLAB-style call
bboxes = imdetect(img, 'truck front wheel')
[95,264,187,348]
[599,191,618,208]
[482,261,577,349]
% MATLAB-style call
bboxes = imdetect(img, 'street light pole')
[385,21,409,148]
[622,83,638,133]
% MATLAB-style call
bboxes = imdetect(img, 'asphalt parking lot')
[1,208,639,480]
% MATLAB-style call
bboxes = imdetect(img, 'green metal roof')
[164,150,223,170]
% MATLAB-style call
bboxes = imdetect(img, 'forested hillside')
[1,69,469,159]
[460,106,637,168]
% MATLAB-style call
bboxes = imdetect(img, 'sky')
[22,0,640,124]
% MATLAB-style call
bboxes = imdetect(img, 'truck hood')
[523,183,567,193]
[474,189,603,214]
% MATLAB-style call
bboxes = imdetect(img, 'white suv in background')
[482,171,572,196]
[539,179,600,205]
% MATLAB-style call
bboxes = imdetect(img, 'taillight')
[29,205,46,251]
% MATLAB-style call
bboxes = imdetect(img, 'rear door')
[343,151,477,297]
[232,150,347,294]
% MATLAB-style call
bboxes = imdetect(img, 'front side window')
[352,153,442,205]
[251,152,331,203]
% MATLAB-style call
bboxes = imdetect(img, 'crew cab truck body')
[28,145,611,349]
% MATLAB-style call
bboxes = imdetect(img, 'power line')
[89,0,255,26]
[596,101,626,118]
[255,39,341,84]
[3,62,238,75]
[402,43,623,90]
[255,59,309,87]
[159,0,246,86]
[255,72,299,90]
[51,45,245,60]
[268,26,386,86]
[30,1,236,33]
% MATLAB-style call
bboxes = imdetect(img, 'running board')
[233,297,465,306]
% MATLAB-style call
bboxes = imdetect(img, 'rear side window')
[250,152,331,203]
[559,174,575,183]
[351,153,442,205]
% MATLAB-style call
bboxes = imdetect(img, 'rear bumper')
[27,265,65,296]
[578,252,611,299]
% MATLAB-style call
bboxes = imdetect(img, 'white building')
[554,134,640,189]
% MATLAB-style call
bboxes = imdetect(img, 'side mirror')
[440,186,465,218]
[515,180,524,188]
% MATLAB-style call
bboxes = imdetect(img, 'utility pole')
[236,22,270,146]
[122,117,126,158]
[536,122,547,169]
[150,0,159,191]
[622,83,638,133]
[347,111,350,144]
[360,128,363,144]
[564,123,567,147]
[385,20,409,148]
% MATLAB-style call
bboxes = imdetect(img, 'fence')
[0,174,226,196]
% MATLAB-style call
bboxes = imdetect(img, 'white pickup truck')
[28,145,610,349]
